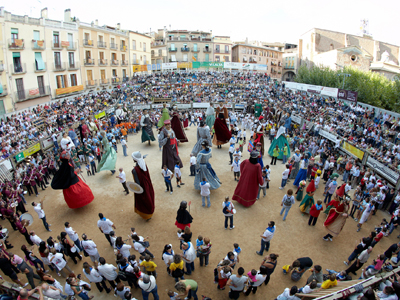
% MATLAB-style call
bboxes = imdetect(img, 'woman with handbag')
[60,232,82,264]
[169,254,185,283]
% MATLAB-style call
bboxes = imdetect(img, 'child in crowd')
[325,269,351,281]
[279,164,290,190]
[233,243,241,255]
[308,200,323,226]
[140,254,157,278]
[139,255,146,273]
[174,162,184,188]
[167,290,180,300]
[315,171,321,189]
[264,165,271,189]
[238,137,244,153]
[257,171,268,199]
[196,235,204,256]
[371,227,387,247]
[217,265,233,290]
[128,254,138,268]
[318,274,337,290]
[231,156,241,181]
[276,286,301,300]
[86,164,91,176]
[189,153,196,176]
[298,280,318,294]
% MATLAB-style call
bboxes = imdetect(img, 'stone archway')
[282,71,296,82]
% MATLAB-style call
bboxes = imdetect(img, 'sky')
[3,0,400,46]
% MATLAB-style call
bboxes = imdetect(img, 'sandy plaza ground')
[3,123,396,300]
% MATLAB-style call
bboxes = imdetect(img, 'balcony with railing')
[83,39,94,47]
[11,63,26,75]
[191,48,200,53]
[68,61,80,70]
[98,41,107,48]
[132,59,139,65]
[67,41,77,51]
[191,37,201,41]
[111,60,119,66]
[120,44,127,51]
[16,85,50,102]
[203,38,212,42]
[8,39,24,50]
[100,78,110,85]
[34,62,47,72]
[84,58,95,66]
[112,77,120,84]
[0,62,3,72]
[86,80,97,87]
[52,42,62,50]
[110,43,118,50]
[99,59,108,66]
[284,65,295,70]
[215,49,230,54]
[121,60,128,66]
[169,48,177,52]
[0,86,7,97]
[53,62,66,72]
[32,40,45,50]
[181,47,190,52]
[203,48,212,53]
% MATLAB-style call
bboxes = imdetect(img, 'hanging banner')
[23,143,41,158]
[341,141,364,160]
[162,62,177,70]
[95,111,106,119]
[338,89,358,103]
[201,62,224,68]
[319,129,340,143]
[131,105,151,110]
[193,103,210,108]
[56,85,84,95]
[366,156,400,185]
[178,62,191,69]
[291,115,301,124]
[177,104,191,109]
[61,41,70,47]
[192,62,200,69]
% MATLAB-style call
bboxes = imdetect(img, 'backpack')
[222,202,231,214]
[283,195,293,206]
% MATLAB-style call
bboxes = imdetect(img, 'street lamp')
[337,73,351,89]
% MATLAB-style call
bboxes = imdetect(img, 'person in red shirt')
[371,227,387,247]
[309,200,323,226]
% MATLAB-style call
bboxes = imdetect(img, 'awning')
[11,28,18,34]
[12,52,20,58]
[35,53,45,70]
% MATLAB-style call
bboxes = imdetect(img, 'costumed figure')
[268,124,291,160]
[194,141,221,191]
[131,152,155,221]
[299,180,316,214]
[323,183,345,214]
[115,104,125,124]
[296,180,306,201]
[51,151,94,209]
[170,106,188,143]
[175,201,193,230]
[293,154,309,187]
[254,101,262,118]
[157,103,170,128]
[255,142,264,168]
[253,118,265,156]
[192,121,212,156]
[88,117,99,135]
[289,149,301,179]
[323,198,349,241]
[212,100,232,148]
[97,131,117,174]
[183,113,189,129]
[158,120,183,171]
[284,112,292,133]
[232,151,263,207]
[140,109,155,145]
[78,118,90,142]
[206,103,215,129]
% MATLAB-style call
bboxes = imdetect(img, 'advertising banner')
[319,129,339,142]
[201,62,224,68]
[341,141,364,160]
[367,156,400,185]
[178,62,191,69]
[22,143,41,158]
[291,115,301,124]
[338,89,358,103]
[235,104,245,109]
[132,105,151,110]
[177,104,191,109]
[193,103,210,108]
[162,62,177,70]
[56,85,84,95]
[95,111,106,119]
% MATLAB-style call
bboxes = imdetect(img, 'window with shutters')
[70,74,77,86]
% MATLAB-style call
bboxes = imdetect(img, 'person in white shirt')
[181,242,196,275]
[81,234,100,263]
[116,168,129,195]
[49,248,73,278]
[257,221,276,256]
[131,234,154,258]
[231,157,241,181]
[279,164,290,190]
[41,283,63,300]
[32,200,51,231]
[82,262,111,293]
[97,213,116,247]
[97,257,119,289]
[189,153,197,176]
[64,222,83,252]
[200,178,211,207]
[29,231,42,246]
[161,165,174,194]
[174,164,184,188]
[244,268,267,295]
[121,138,128,157]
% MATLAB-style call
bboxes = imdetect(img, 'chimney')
[95,19,98,26]
[0,7,4,17]
[117,23,121,30]
[41,7,48,19]
[64,9,71,22]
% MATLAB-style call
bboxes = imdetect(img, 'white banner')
[235,104,245,109]
[152,104,170,109]
[291,115,301,124]
[162,63,177,70]
[193,103,210,108]
[282,82,338,98]
[319,129,340,143]
[367,156,400,185]
[321,86,338,98]
[177,104,191,109]
[223,62,267,71]
[41,136,54,150]
[0,159,13,171]
[132,105,151,110]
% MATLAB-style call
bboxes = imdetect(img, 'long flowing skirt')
[194,163,221,190]
[97,147,117,172]
[268,135,291,159]
[162,144,183,171]
[206,115,215,129]
[212,118,231,146]
[63,178,94,209]
[141,128,155,143]
[183,119,189,128]
[293,169,307,187]
[171,116,188,143]
[290,161,300,179]
[192,137,212,156]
